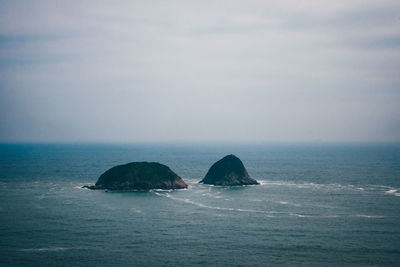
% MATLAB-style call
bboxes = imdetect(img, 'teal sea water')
[0,143,399,266]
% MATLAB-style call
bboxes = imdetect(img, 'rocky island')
[200,154,259,186]
[84,162,188,190]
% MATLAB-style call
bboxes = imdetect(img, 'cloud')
[0,0,399,142]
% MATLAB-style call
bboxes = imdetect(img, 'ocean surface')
[0,143,399,266]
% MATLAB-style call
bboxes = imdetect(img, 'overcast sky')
[0,0,399,142]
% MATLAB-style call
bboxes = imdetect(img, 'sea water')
[0,143,399,266]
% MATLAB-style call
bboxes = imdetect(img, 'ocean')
[0,143,399,266]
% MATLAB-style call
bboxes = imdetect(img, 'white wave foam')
[258,180,400,197]
[201,192,223,199]
[152,189,173,192]
[372,185,394,189]
[130,207,142,213]
[74,183,93,190]
[153,192,277,216]
[18,247,69,252]
[365,184,400,194]
[236,208,277,216]
[288,213,341,218]
[289,213,309,218]
[259,180,338,189]
[385,189,400,197]
[354,214,385,218]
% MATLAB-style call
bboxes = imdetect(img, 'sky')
[0,0,399,143]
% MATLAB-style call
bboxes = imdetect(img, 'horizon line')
[1,141,399,146]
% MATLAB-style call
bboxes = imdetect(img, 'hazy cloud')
[0,0,399,142]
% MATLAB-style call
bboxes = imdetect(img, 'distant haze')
[1,0,399,142]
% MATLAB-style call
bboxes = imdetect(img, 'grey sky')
[0,0,399,142]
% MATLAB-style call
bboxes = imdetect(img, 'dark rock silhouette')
[84,162,188,190]
[200,154,259,186]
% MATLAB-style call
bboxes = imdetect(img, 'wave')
[353,214,385,218]
[153,192,278,217]
[201,192,223,199]
[289,213,309,218]
[151,189,173,192]
[259,180,361,190]
[130,207,142,213]
[156,191,386,219]
[153,192,356,219]
[75,183,93,190]
[259,180,400,196]
[385,189,400,197]
[153,192,342,218]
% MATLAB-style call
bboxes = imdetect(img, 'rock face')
[200,154,259,186]
[85,162,188,190]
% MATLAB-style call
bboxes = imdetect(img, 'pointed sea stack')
[84,162,188,190]
[200,154,259,186]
